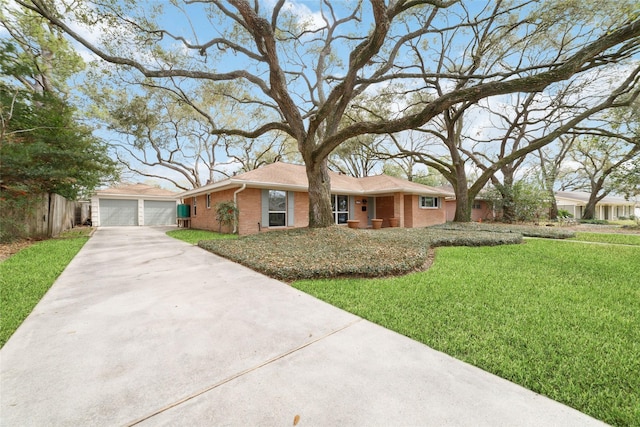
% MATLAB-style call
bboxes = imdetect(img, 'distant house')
[178,162,454,236]
[555,191,637,220]
[91,183,179,227]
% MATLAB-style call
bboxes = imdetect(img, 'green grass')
[0,231,91,347]
[293,239,640,426]
[609,219,638,227]
[571,232,640,246]
[166,229,238,244]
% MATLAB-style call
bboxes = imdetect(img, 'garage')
[144,200,176,225]
[99,199,138,226]
[91,183,178,227]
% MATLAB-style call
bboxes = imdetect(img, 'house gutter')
[232,184,247,234]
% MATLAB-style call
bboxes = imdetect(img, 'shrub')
[215,201,239,233]
[485,182,550,223]
[557,209,573,218]
[0,196,29,243]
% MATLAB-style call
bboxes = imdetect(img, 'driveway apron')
[1,227,605,426]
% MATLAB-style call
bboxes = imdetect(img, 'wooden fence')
[2,193,89,240]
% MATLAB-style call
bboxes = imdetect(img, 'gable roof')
[96,183,178,198]
[179,162,453,198]
[555,191,636,206]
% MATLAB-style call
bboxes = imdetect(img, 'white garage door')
[144,200,176,226]
[100,199,138,226]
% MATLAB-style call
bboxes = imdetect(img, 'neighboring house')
[555,191,637,220]
[436,186,494,222]
[178,162,454,236]
[91,183,179,227]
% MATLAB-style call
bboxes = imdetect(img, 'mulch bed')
[0,239,38,262]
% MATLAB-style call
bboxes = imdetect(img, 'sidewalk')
[0,227,605,426]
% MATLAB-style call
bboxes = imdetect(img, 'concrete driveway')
[1,226,604,426]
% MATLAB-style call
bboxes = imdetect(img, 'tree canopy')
[0,5,117,199]
[17,0,640,225]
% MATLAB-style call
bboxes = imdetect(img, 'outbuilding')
[91,183,178,227]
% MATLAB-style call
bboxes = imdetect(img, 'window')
[420,196,439,208]
[268,190,287,227]
[472,201,482,209]
[192,196,197,216]
[206,193,211,209]
[331,195,349,224]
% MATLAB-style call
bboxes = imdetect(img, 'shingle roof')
[96,183,178,197]
[180,162,452,197]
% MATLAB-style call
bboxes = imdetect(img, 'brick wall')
[404,195,414,227]
[293,192,309,228]
[237,188,262,235]
[184,188,449,234]
[471,201,493,221]
[376,196,394,227]
[186,189,237,232]
[352,197,369,228]
[409,195,447,227]
[446,199,492,222]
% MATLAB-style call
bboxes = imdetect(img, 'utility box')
[177,204,190,218]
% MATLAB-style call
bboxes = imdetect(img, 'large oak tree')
[19,0,640,226]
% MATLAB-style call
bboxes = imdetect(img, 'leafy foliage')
[485,181,551,223]
[1,85,117,199]
[22,0,640,227]
[215,201,239,233]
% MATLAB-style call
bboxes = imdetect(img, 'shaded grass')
[293,239,640,426]
[0,231,91,347]
[166,229,237,245]
[199,226,523,281]
[571,232,640,246]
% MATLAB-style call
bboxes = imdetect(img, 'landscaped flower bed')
[429,221,576,239]
[199,226,524,281]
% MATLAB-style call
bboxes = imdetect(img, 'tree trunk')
[583,181,607,220]
[549,196,559,220]
[453,185,472,222]
[582,199,597,219]
[501,193,516,223]
[497,174,516,223]
[306,158,335,228]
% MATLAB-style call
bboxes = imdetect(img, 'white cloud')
[262,0,325,32]
[283,1,325,32]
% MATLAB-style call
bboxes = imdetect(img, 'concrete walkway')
[1,227,605,426]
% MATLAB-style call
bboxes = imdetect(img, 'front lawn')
[166,229,238,244]
[571,232,640,246]
[0,230,91,347]
[293,239,640,426]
